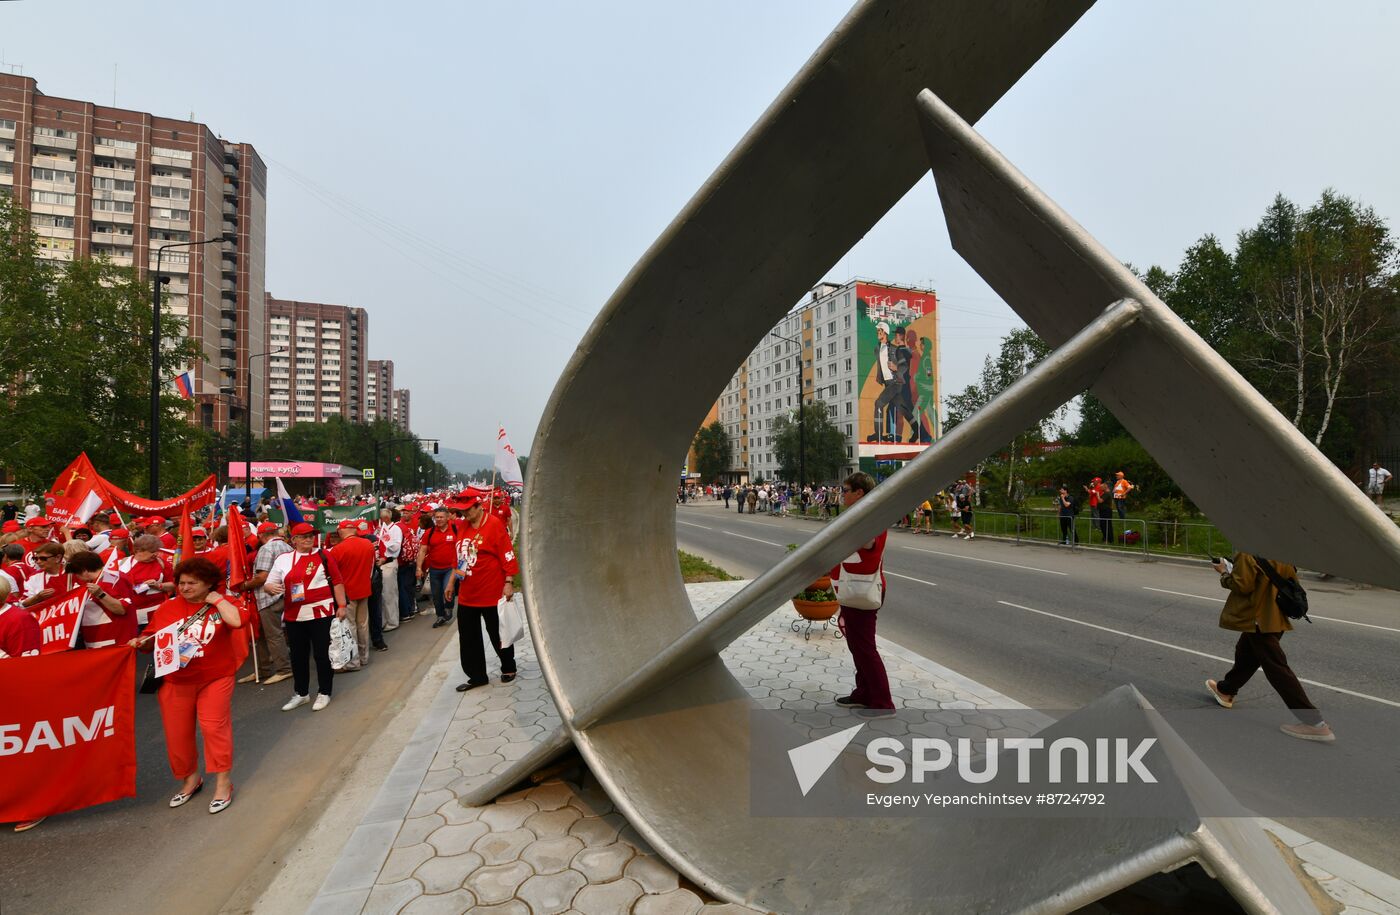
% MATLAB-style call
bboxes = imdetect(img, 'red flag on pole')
[46,453,108,527]
[224,505,258,640]
[175,503,196,567]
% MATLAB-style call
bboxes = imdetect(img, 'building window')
[844,315,851,328]
[845,402,852,415]
[31,190,76,206]
[843,337,851,352]
[32,167,77,184]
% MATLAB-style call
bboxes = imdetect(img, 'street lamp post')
[770,330,805,489]
[150,234,232,498]
[242,348,286,511]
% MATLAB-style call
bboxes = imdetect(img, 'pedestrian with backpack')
[1204,552,1333,742]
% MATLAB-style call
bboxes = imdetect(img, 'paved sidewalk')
[307,581,1400,914]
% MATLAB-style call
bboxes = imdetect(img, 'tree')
[1236,191,1397,447]
[0,197,206,493]
[772,402,847,484]
[692,420,731,484]
[944,327,1060,505]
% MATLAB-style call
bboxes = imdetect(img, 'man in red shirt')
[141,516,177,552]
[444,493,518,692]
[330,519,377,667]
[99,529,131,565]
[416,508,459,628]
[17,517,55,566]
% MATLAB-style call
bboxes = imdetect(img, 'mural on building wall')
[854,282,939,472]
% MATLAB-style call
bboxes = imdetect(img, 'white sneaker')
[282,694,310,712]
[967,531,975,539]
[312,693,331,712]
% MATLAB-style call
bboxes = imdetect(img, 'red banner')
[0,647,137,821]
[31,585,86,654]
[101,473,218,519]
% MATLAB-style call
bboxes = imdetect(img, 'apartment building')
[0,73,267,435]
[391,389,411,432]
[713,279,939,483]
[366,359,394,423]
[264,295,367,435]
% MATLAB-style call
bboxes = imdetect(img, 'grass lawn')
[678,550,737,583]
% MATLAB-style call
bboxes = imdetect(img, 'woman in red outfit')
[831,472,894,712]
[134,557,246,814]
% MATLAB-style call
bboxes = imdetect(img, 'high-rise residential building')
[366,359,394,423]
[264,295,367,435]
[391,388,411,432]
[0,73,267,435]
[710,279,939,483]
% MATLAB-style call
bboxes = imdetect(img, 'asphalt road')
[0,601,455,915]
[677,500,1400,875]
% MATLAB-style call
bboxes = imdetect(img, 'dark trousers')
[1114,499,1127,520]
[286,616,334,698]
[873,383,901,441]
[397,563,418,620]
[428,568,452,620]
[457,603,516,685]
[368,570,384,647]
[1058,515,1076,543]
[836,607,893,709]
[1096,504,1113,542]
[1218,631,1321,724]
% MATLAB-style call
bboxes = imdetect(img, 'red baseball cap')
[256,522,279,535]
[192,527,208,537]
[108,513,123,526]
[110,528,131,540]
[289,522,318,536]
[1,520,19,533]
[25,517,52,528]
[337,519,359,530]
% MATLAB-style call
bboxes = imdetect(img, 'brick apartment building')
[264,295,367,435]
[0,73,267,435]
[391,388,411,432]
[366,359,394,424]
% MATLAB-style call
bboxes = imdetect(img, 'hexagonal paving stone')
[457,753,507,777]
[469,901,532,915]
[521,835,585,875]
[499,741,536,761]
[362,878,422,915]
[396,813,445,848]
[525,805,582,837]
[566,786,615,818]
[380,843,434,884]
[426,820,490,857]
[398,889,478,914]
[463,860,534,906]
[473,827,536,866]
[516,869,587,915]
[569,812,626,847]
[412,851,484,895]
[407,789,455,818]
[634,889,705,915]
[570,841,633,882]
[525,780,576,811]
[438,797,484,825]
[479,800,539,831]
[625,854,681,894]
[466,736,510,757]
[572,876,644,914]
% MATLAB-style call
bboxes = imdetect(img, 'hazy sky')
[4,2,1398,455]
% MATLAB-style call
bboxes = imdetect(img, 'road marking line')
[997,600,1400,709]
[723,530,785,547]
[905,547,1067,576]
[1142,587,1400,635]
[886,572,938,588]
[677,520,713,531]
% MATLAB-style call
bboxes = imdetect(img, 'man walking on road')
[417,508,459,628]
[235,522,293,685]
[1204,553,1333,742]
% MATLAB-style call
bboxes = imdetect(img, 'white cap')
[876,321,890,334]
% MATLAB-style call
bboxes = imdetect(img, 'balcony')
[220,358,235,371]
[220,335,237,351]
[221,319,236,332]
[151,173,190,189]
[33,133,78,151]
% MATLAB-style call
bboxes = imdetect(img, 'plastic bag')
[329,616,360,671]
[498,595,524,649]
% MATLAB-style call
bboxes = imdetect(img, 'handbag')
[497,595,525,649]
[834,556,884,610]
[329,616,360,670]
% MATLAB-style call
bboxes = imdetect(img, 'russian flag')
[275,477,305,527]
[174,371,195,399]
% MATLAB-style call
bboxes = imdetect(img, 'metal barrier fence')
[781,505,1233,561]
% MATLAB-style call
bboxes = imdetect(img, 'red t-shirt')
[330,536,376,601]
[453,514,519,607]
[159,531,177,550]
[420,524,459,571]
[120,555,173,626]
[80,576,137,648]
[146,593,246,686]
[829,530,888,604]
[0,604,41,658]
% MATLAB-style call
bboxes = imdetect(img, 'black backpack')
[1253,555,1311,623]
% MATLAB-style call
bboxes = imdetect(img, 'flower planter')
[807,576,832,592]
[791,597,838,621]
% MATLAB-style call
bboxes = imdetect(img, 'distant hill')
[438,447,493,474]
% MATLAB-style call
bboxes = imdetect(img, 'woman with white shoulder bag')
[831,472,894,713]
